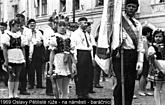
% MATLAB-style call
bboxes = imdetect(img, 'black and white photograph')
[0,0,165,105]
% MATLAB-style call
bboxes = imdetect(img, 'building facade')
[1,0,165,37]
[0,0,105,37]
[139,0,165,29]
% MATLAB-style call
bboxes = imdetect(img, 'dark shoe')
[69,86,72,88]
[84,95,93,99]
[88,90,96,93]
[94,84,103,88]
[20,91,30,95]
[46,93,54,96]
[18,87,21,91]
[28,86,34,89]
[77,95,83,99]
[14,96,20,99]
[36,86,46,89]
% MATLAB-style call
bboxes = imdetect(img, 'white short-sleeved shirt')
[1,31,28,64]
[122,12,143,52]
[28,29,43,45]
[0,30,8,48]
[70,27,96,60]
[22,26,32,37]
[43,26,55,47]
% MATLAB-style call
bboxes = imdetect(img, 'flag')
[111,0,123,50]
[34,0,39,8]
[95,0,112,75]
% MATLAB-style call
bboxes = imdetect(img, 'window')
[35,0,47,17]
[160,0,165,3]
[42,0,47,15]
[36,0,40,16]
[151,0,165,4]
[75,0,80,10]
[13,5,18,17]
[151,0,165,13]
[0,1,2,21]
[60,0,66,12]
[96,0,104,6]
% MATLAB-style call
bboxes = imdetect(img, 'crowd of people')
[0,10,106,99]
[0,0,165,105]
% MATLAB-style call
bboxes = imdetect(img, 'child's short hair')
[142,26,153,42]
[142,26,153,36]
[153,29,164,37]
[153,29,165,43]
[78,17,88,22]
[27,19,36,25]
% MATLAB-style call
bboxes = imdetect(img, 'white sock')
[8,82,14,98]
[13,82,19,98]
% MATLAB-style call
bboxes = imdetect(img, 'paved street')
[0,77,155,105]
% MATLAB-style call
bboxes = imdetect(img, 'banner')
[95,0,113,75]
[111,0,123,50]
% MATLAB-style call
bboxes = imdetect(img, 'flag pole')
[120,27,125,105]
[120,0,125,105]
[111,0,125,104]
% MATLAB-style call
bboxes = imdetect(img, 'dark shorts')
[52,74,71,80]
[8,63,24,82]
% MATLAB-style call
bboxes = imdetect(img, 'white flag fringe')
[95,0,110,75]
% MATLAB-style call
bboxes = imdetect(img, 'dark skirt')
[76,49,93,96]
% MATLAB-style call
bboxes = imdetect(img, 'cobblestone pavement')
[0,78,155,105]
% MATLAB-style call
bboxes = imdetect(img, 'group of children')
[138,26,165,105]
